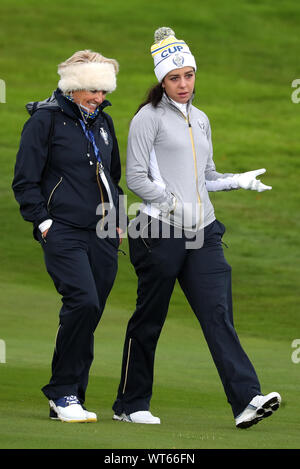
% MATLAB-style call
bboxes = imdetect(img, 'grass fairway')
[0,278,299,449]
[1,0,300,450]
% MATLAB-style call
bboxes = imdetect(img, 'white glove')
[38,219,53,233]
[232,168,272,192]
[159,192,177,216]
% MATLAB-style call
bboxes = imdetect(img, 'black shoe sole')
[236,396,280,429]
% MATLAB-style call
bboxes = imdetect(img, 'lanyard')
[79,119,104,171]
[79,118,114,210]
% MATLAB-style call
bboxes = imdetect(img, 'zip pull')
[98,162,104,174]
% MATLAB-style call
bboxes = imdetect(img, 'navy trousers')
[39,221,118,403]
[113,217,261,418]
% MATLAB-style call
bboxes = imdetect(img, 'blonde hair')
[58,49,119,74]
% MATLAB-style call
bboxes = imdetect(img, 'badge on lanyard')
[79,119,114,209]
[100,127,109,146]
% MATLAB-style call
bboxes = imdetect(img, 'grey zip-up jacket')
[126,93,234,231]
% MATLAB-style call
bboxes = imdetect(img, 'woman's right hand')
[42,228,49,239]
[39,219,53,240]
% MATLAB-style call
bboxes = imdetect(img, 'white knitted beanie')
[151,27,197,82]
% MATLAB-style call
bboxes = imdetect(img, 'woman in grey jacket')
[112,28,281,428]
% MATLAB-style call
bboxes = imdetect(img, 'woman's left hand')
[233,168,272,192]
[116,227,123,244]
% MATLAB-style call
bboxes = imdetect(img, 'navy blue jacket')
[12,89,125,239]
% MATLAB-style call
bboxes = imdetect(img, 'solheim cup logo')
[0,79,6,103]
[173,53,185,68]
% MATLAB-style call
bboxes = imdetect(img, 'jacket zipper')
[176,106,202,229]
[187,117,202,230]
[96,162,105,222]
[167,100,202,230]
[86,131,105,222]
[47,177,63,210]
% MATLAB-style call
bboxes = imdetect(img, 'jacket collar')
[26,88,111,120]
[54,88,111,121]
[160,92,194,119]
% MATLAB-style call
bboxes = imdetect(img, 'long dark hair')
[135,83,164,115]
[135,82,196,115]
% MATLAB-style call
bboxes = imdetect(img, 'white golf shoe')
[113,410,160,424]
[49,395,97,423]
[235,392,281,429]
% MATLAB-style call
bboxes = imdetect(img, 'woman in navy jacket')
[12,50,125,423]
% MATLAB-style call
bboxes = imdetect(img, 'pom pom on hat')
[151,27,197,82]
[154,27,175,43]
